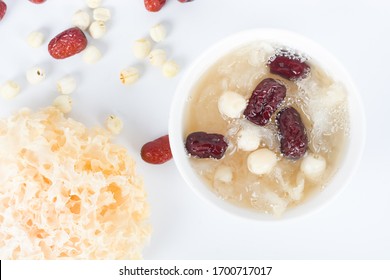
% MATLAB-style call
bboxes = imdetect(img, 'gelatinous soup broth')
[184,42,349,216]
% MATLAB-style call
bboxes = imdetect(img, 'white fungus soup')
[183,42,349,216]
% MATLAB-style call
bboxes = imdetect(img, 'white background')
[0,0,389,260]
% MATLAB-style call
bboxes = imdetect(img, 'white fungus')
[0,107,150,259]
[214,165,233,183]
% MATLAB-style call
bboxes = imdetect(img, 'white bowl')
[169,29,365,221]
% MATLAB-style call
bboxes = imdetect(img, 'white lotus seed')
[72,10,91,30]
[162,60,179,78]
[93,7,111,22]
[27,31,45,48]
[247,148,278,175]
[83,45,102,64]
[149,23,167,43]
[57,76,77,95]
[53,95,72,113]
[120,67,140,85]
[148,49,167,67]
[89,21,106,39]
[105,115,123,134]
[86,0,101,9]
[132,39,152,59]
[237,128,260,152]
[26,67,46,85]
[0,81,21,100]
[218,91,247,118]
[300,153,327,180]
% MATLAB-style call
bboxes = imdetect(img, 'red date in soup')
[276,107,308,160]
[243,78,286,126]
[269,55,310,80]
[185,132,228,159]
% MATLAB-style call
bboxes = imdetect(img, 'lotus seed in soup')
[184,42,349,216]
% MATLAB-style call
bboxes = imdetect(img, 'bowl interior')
[169,29,365,221]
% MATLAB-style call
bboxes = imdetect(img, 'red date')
[243,78,286,126]
[269,55,310,80]
[48,27,87,59]
[144,0,166,12]
[276,107,308,160]
[185,132,228,159]
[141,135,172,164]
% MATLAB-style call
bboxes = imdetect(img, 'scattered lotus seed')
[149,23,167,43]
[148,49,167,67]
[72,10,91,31]
[89,21,106,39]
[162,60,179,78]
[53,95,72,113]
[26,66,46,85]
[57,76,77,95]
[86,0,101,9]
[120,67,140,85]
[132,38,152,59]
[27,31,45,48]
[105,115,123,134]
[0,81,21,100]
[93,7,111,22]
[83,45,102,64]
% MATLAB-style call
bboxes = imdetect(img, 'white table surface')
[0,0,388,260]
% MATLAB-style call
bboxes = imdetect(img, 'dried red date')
[269,55,310,80]
[276,107,308,160]
[185,132,228,159]
[141,135,172,164]
[48,27,87,59]
[243,78,286,126]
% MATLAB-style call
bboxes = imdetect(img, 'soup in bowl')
[169,29,365,221]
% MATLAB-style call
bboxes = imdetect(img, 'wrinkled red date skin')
[141,135,172,164]
[48,27,87,59]
[269,56,310,80]
[185,132,228,159]
[243,78,286,126]
[276,107,308,160]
